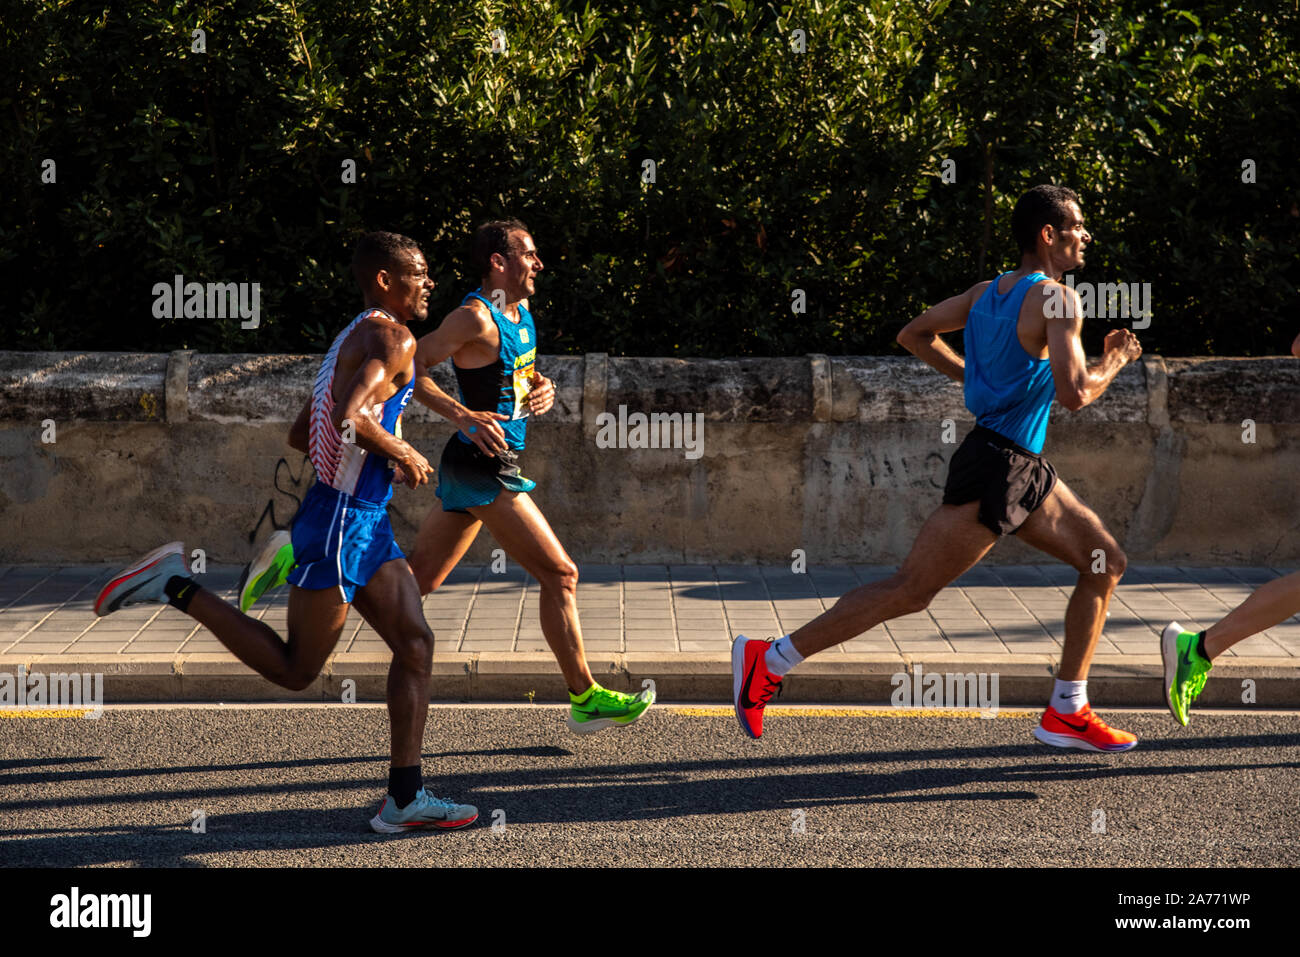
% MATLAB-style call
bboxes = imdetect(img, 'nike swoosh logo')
[1181,646,1195,668]
[1055,715,1089,733]
[740,655,762,710]
[386,801,451,823]
[109,577,155,611]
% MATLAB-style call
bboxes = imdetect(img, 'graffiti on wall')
[247,454,314,544]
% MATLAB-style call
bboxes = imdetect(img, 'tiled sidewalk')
[2,562,1298,660]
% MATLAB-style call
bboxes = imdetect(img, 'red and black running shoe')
[732,635,783,739]
[1034,704,1137,752]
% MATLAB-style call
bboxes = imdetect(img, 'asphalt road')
[2,704,1297,867]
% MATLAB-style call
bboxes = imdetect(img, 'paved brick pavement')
[2,562,1297,660]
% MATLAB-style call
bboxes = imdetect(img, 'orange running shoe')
[1034,703,1137,752]
[732,635,783,738]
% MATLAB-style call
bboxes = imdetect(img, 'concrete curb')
[3,652,1298,708]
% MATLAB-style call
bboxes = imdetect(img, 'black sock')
[1195,630,1210,662]
[164,576,199,613]
[389,765,422,809]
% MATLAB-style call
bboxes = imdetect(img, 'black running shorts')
[942,425,1058,536]
[435,435,536,514]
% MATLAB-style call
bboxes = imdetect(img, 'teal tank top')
[451,289,537,451]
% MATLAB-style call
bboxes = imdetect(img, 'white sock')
[765,635,804,677]
[1052,678,1088,713]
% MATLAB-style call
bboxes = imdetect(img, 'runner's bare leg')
[352,558,435,767]
[408,507,482,594]
[1204,570,1300,658]
[184,585,348,689]
[790,501,998,658]
[468,490,595,694]
[1015,479,1126,681]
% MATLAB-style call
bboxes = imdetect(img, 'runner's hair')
[351,231,422,290]
[1011,185,1080,254]
[472,218,530,278]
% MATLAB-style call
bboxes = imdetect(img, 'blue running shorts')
[286,482,404,602]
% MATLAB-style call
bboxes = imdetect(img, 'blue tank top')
[963,271,1054,454]
[452,290,537,451]
[308,307,415,506]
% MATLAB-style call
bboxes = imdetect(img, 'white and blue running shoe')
[94,542,188,617]
[370,788,478,834]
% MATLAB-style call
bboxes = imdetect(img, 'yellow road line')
[0,709,95,719]
[670,706,1036,719]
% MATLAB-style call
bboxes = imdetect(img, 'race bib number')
[511,348,536,420]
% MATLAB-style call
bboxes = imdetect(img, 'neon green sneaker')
[1161,622,1212,726]
[237,530,295,613]
[566,683,655,735]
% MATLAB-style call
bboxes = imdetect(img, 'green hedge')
[3,0,1297,356]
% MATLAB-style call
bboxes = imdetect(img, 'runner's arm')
[412,307,509,455]
[527,372,555,415]
[896,284,982,384]
[1292,328,1300,358]
[412,309,477,422]
[1044,287,1140,410]
[333,329,431,486]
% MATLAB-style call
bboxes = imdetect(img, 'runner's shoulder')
[447,299,498,342]
[352,311,416,362]
[1028,276,1066,295]
[1025,278,1081,321]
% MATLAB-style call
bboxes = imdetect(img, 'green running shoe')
[1161,621,1212,726]
[566,682,655,735]
[237,530,295,613]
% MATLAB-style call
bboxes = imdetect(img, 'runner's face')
[504,231,542,299]
[1049,202,1091,272]
[390,250,433,322]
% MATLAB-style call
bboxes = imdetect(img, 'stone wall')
[1,351,1297,565]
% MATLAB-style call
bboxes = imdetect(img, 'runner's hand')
[527,374,555,415]
[1104,328,1142,363]
[393,447,432,489]
[456,409,510,456]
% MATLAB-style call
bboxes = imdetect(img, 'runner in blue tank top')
[408,219,656,734]
[95,232,478,833]
[732,186,1148,753]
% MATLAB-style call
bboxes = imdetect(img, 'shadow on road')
[2,730,1296,865]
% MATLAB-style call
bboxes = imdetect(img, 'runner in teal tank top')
[408,219,656,735]
[731,186,1147,755]
[450,287,537,453]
